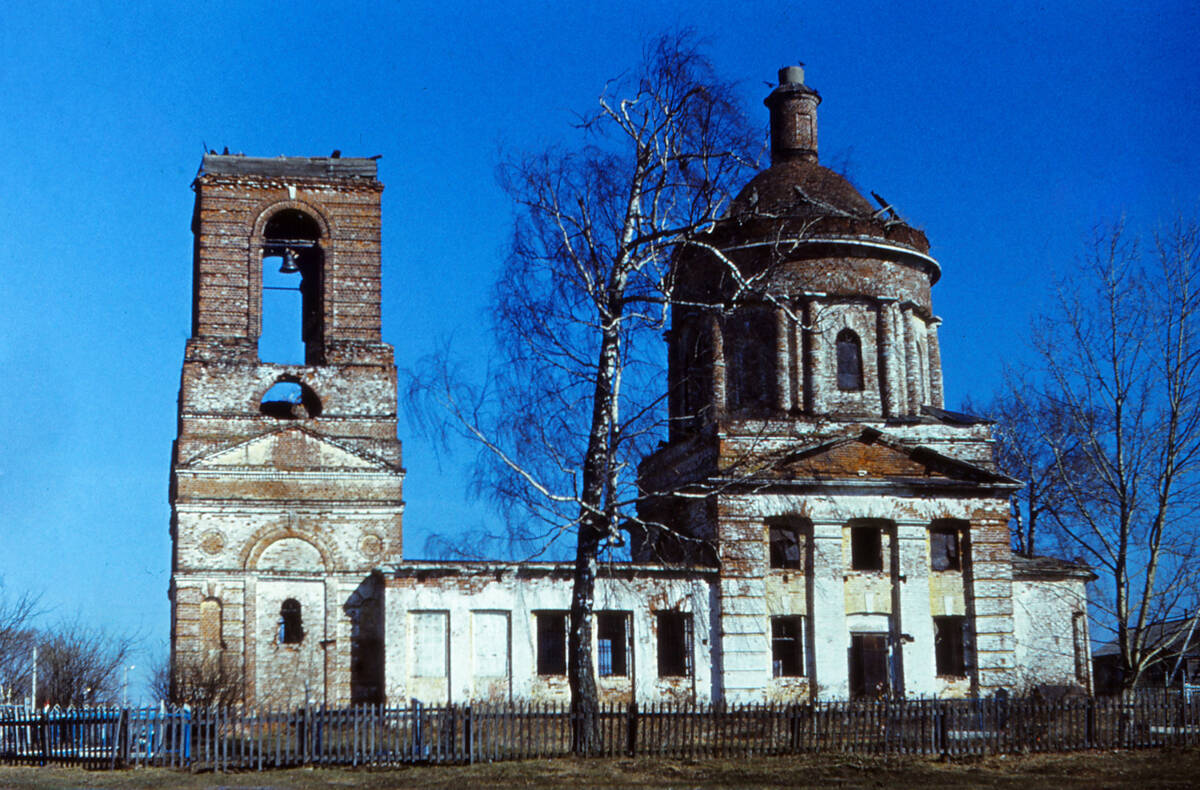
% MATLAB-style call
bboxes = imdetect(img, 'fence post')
[936,702,948,758]
[38,710,47,767]
[1086,697,1096,747]
[626,701,638,757]
[464,705,473,765]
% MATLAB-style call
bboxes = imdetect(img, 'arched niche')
[254,536,326,573]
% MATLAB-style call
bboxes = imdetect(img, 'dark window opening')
[850,525,883,571]
[656,612,693,677]
[772,616,805,677]
[279,599,304,644]
[726,310,776,410]
[836,329,864,391]
[769,524,803,569]
[536,612,567,676]
[849,633,890,699]
[934,616,968,677]
[930,524,962,571]
[597,612,630,677]
[259,379,323,419]
[261,209,324,365]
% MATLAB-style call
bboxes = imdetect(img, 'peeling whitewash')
[384,565,717,705]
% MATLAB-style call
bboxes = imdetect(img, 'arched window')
[836,329,864,391]
[259,378,323,419]
[260,209,324,365]
[279,599,304,644]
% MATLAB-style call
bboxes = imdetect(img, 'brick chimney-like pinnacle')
[765,65,820,164]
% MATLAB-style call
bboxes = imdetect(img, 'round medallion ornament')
[199,530,226,555]
[360,533,384,560]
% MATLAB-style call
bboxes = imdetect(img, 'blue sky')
[1,1,1197,698]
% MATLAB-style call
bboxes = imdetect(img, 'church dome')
[724,158,930,255]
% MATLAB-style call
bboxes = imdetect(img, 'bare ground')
[1,749,1198,789]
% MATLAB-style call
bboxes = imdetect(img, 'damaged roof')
[199,154,378,180]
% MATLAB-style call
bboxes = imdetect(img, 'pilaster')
[809,519,848,698]
[894,521,936,697]
[901,303,920,414]
[927,318,945,409]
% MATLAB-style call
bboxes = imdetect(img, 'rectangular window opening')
[930,527,961,571]
[656,612,693,677]
[851,526,883,571]
[769,526,803,569]
[771,616,805,677]
[934,616,968,677]
[597,612,630,677]
[535,611,567,676]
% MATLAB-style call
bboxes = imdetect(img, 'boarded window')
[836,329,864,391]
[930,526,961,571]
[412,611,449,678]
[769,524,803,569]
[597,612,630,677]
[536,612,567,676]
[771,616,805,677]
[850,525,883,571]
[934,616,968,677]
[473,611,510,679]
[656,612,693,677]
[279,599,304,644]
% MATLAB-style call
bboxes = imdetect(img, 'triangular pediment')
[768,428,1013,485]
[185,427,389,472]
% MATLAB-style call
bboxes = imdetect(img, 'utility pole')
[30,645,37,708]
[123,664,136,708]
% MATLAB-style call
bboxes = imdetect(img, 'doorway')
[849,633,889,699]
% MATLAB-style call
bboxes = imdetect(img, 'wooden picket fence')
[4,693,1200,770]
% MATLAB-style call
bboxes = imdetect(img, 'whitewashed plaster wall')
[384,566,717,705]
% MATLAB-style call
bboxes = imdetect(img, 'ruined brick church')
[169,67,1091,707]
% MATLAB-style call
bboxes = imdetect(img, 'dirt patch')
[1,748,1198,789]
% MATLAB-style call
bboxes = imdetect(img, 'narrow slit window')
[836,329,864,391]
[279,598,304,644]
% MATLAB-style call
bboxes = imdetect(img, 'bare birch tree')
[0,587,39,703]
[410,31,757,747]
[991,218,1200,690]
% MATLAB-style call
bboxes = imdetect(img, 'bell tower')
[170,155,404,707]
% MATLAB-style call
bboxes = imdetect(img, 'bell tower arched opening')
[260,209,325,365]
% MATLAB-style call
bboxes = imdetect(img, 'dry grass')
[0,748,1198,789]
